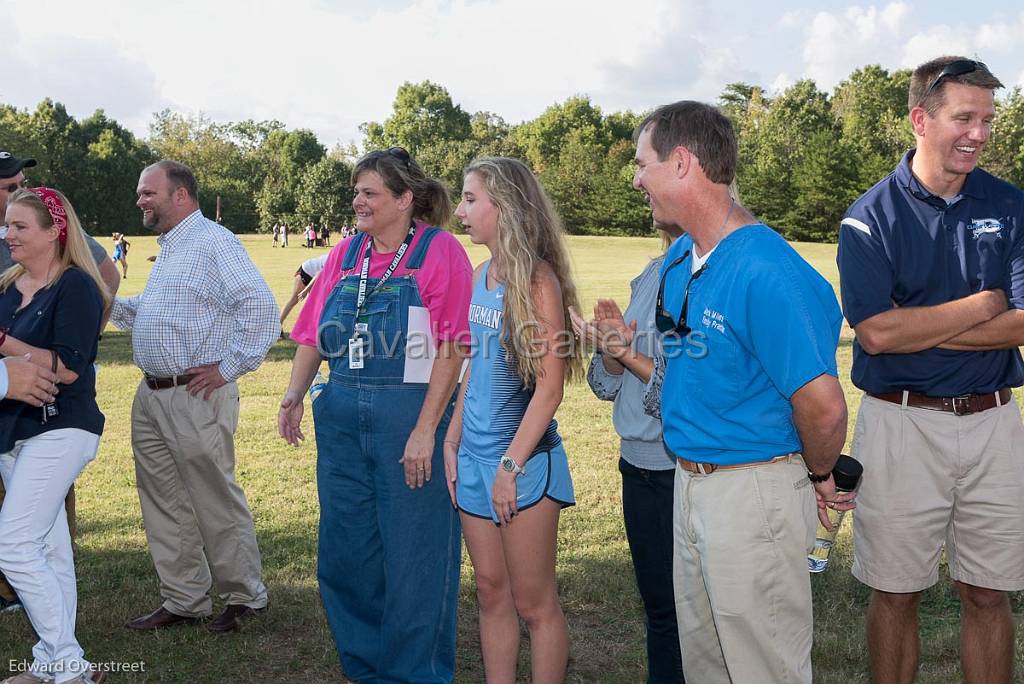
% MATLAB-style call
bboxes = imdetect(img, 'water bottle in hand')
[808,455,863,573]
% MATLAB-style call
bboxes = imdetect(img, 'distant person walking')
[111,232,130,279]
[272,223,280,248]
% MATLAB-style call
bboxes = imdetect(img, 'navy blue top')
[0,267,105,451]
[837,150,1024,396]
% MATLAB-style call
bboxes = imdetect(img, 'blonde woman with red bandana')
[0,188,110,684]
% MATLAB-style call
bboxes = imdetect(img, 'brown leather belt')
[869,388,1012,416]
[677,453,794,476]
[144,374,195,390]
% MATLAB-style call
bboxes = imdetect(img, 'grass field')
[0,233,1021,683]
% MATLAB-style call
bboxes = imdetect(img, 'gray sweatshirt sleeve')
[642,353,664,420]
[587,352,623,401]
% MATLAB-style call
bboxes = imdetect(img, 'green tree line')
[2,64,1022,241]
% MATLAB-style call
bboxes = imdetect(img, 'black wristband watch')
[807,470,831,483]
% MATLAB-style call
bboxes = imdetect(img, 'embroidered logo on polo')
[970,218,1003,239]
[701,307,726,335]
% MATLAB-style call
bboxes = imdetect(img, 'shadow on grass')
[1,526,650,683]
[0,527,341,684]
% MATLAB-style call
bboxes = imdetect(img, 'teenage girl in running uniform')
[445,156,584,684]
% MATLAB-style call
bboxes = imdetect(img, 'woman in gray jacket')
[570,225,684,684]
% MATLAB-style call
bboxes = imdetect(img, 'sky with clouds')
[2,0,1021,148]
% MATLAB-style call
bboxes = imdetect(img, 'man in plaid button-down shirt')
[112,160,279,633]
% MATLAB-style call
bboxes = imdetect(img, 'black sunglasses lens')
[927,60,985,94]
[387,146,411,162]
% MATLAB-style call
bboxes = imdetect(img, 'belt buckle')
[695,462,717,475]
[952,395,973,416]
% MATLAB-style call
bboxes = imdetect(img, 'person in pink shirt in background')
[278,147,472,684]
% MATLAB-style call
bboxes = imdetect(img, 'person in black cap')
[0,151,121,617]
[0,152,36,212]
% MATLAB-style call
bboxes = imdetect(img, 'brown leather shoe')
[125,606,201,630]
[207,604,265,633]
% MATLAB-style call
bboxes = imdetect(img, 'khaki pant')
[131,379,267,616]
[673,457,817,684]
[0,479,75,602]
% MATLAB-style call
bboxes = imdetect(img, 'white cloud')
[801,3,909,89]
[899,26,973,69]
[796,3,1022,94]
[4,0,717,143]
[769,72,795,94]
[1,0,1022,146]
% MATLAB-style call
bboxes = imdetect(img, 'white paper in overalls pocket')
[403,306,468,383]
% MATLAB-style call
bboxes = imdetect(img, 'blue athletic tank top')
[460,260,561,463]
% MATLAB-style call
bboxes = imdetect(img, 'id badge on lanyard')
[349,226,415,370]
[349,322,368,369]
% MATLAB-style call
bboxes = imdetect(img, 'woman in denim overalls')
[279,149,472,684]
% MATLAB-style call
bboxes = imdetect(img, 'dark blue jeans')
[620,458,684,684]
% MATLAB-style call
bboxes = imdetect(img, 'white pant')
[0,428,100,684]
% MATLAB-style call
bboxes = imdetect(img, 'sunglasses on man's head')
[1,180,25,194]
[655,251,708,336]
[924,59,988,97]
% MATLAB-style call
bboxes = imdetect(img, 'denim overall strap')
[404,226,440,270]
[340,231,370,271]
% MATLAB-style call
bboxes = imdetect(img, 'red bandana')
[28,187,68,245]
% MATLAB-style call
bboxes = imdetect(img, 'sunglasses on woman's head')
[385,146,412,168]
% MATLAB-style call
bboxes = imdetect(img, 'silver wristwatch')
[500,454,525,476]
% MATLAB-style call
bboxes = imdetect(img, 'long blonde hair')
[1,188,112,318]
[464,157,584,387]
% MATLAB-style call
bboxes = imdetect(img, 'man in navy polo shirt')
[636,101,852,683]
[838,56,1023,683]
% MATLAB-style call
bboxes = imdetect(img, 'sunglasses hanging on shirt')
[655,251,708,336]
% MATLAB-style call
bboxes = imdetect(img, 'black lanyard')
[355,225,416,319]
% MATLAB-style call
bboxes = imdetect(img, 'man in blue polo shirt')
[636,101,852,683]
[838,56,1023,683]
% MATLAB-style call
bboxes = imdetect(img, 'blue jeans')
[620,458,684,684]
[315,382,460,684]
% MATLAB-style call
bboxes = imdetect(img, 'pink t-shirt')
[290,224,473,347]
